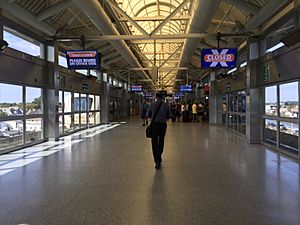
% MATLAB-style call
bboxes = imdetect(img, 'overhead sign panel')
[201,48,237,69]
[130,85,143,92]
[145,93,153,98]
[66,50,100,70]
[179,85,193,92]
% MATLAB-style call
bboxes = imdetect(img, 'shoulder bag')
[146,102,163,138]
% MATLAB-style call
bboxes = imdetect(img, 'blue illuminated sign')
[179,85,192,92]
[130,85,143,92]
[145,93,153,98]
[201,48,237,69]
[66,50,100,70]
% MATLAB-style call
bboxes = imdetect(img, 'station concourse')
[0,0,300,225]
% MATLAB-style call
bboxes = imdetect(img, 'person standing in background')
[141,100,149,126]
[147,93,172,169]
[192,102,198,122]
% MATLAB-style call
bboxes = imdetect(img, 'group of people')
[170,101,209,123]
[141,95,209,170]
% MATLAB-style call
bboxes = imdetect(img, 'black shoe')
[155,163,161,169]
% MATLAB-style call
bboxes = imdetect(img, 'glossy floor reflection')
[0,120,299,225]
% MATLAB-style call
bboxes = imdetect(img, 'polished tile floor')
[0,120,299,225]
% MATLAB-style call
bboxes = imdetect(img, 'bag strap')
[152,101,163,122]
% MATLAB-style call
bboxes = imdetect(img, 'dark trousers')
[151,122,167,164]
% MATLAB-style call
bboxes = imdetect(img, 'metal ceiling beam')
[54,33,249,42]
[142,51,182,54]
[130,45,153,66]
[37,0,72,22]
[150,0,190,36]
[129,67,189,71]
[102,51,119,61]
[223,0,260,15]
[71,0,155,88]
[119,16,235,26]
[0,0,57,36]
[215,5,233,32]
[119,15,191,22]
[158,44,183,68]
[106,0,149,36]
[106,55,123,65]
[245,0,290,31]
[177,0,221,80]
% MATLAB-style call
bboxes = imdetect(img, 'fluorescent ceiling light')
[227,67,237,74]
[266,42,285,53]
[240,62,247,68]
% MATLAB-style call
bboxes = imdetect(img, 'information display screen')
[130,85,143,92]
[145,93,153,98]
[201,48,237,69]
[66,50,100,70]
[179,85,193,92]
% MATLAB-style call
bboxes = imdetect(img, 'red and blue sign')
[201,48,237,69]
[130,85,143,92]
[66,50,100,70]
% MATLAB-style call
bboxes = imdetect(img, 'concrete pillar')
[101,82,109,124]
[0,11,3,40]
[209,72,218,125]
[295,0,300,29]
[46,44,60,141]
[246,38,262,144]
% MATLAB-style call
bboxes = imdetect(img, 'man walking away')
[147,93,172,169]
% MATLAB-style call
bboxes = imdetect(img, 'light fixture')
[0,39,8,51]
[227,67,237,74]
[266,42,285,53]
[240,62,247,68]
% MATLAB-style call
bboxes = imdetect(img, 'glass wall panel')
[279,121,299,153]
[229,114,234,130]
[103,73,108,82]
[233,114,238,131]
[3,28,41,57]
[238,91,246,113]
[0,83,23,117]
[80,113,87,128]
[74,93,80,112]
[222,95,227,112]
[89,112,95,126]
[64,114,73,133]
[95,112,101,124]
[59,115,63,135]
[64,92,72,113]
[0,120,23,151]
[80,94,87,112]
[58,54,68,68]
[95,96,100,111]
[279,82,298,118]
[238,115,246,135]
[74,113,80,130]
[88,95,94,112]
[26,87,42,115]
[75,70,88,75]
[222,113,227,127]
[25,118,42,143]
[59,91,63,113]
[229,94,237,112]
[264,119,277,146]
[265,86,277,116]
